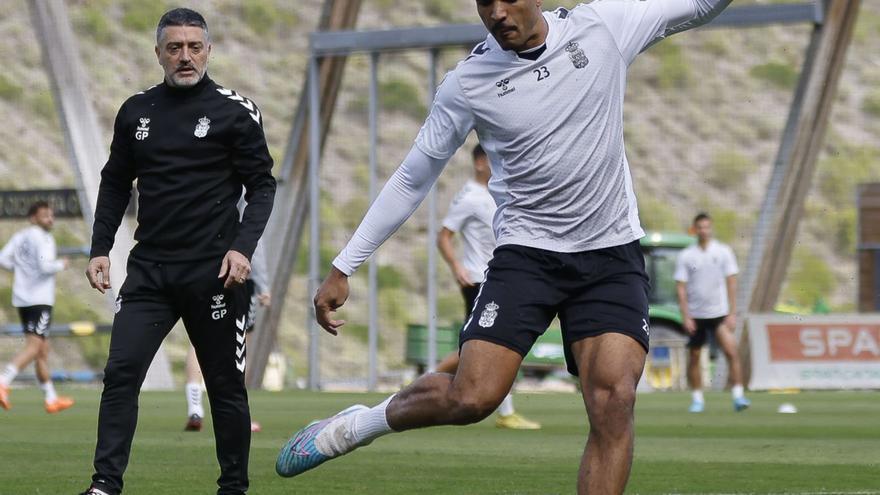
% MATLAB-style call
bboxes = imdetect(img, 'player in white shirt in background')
[0,201,73,413]
[675,213,750,413]
[436,144,540,430]
[278,1,732,493]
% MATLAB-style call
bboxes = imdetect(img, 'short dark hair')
[28,201,50,217]
[693,212,712,225]
[472,143,486,161]
[156,8,209,43]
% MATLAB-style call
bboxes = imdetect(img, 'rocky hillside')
[0,0,878,382]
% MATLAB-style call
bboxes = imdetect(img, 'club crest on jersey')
[135,117,150,141]
[495,78,516,98]
[194,116,211,138]
[565,41,589,69]
[478,301,500,328]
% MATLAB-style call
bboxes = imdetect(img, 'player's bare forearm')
[676,282,689,319]
[677,282,696,334]
[725,275,738,327]
[314,266,349,335]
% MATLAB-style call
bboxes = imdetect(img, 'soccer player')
[435,143,539,430]
[80,8,275,495]
[674,213,750,413]
[277,1,731,493]
[185,238,270,433]
[0,201,73,414]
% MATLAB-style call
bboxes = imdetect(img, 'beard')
[167,64,206,88]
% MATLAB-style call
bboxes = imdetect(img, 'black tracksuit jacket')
[90,75,276,262]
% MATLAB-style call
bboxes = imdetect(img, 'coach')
[81,8,275,495]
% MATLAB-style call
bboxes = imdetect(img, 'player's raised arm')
[586,0,732,65]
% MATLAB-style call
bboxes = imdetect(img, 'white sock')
[731,385,744,399]
[41,381,58,402]
[0,363,18,387]
[351,395,395,444]
[692,390,704,403]
[497,393,515,416]
[186,382,204,417]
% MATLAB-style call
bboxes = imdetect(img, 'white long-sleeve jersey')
[0,225,65,307]
[334,0,731,276]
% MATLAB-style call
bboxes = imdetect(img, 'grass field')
[0,387,877,494]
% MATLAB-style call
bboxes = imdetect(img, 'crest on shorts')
[115,296,123,314]
[194,116,211,138]
[565,41,589,69]
[478,301,500,328]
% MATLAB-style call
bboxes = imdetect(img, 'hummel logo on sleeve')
[217,88,262,124]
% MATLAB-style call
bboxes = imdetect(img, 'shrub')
[862,90,880,118]
[651,40,691,90]
[750,62,799,89]
[378,265,405,289]
[783,247,836,308]
[425,0,458,22]
[241,1,298,35]
[30,91,56,121]
[122,1,168,32]
[817,145,880,203]
[0,73,24,102]
[638,195,682,232]
[381,79,426,120]
[73,5,113,43]
[705,150,756,190]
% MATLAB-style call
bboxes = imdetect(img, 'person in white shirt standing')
[674,213,750,413]
[277,1,732,493]
[436,144,540,430]
[0,201,73,413]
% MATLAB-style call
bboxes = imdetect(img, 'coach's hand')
[86,256,112,294]
[314,266,349,336]
[219,250,251,289]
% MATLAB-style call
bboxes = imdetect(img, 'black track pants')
[91,256,250,494]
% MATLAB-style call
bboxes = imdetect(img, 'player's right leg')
[0,330,45,410]
[86,259,178,495]
[686,324,707,413]
[277,245,556,479]
[276,339,522,477]
[36,335,75,413]
[715,320,750,411]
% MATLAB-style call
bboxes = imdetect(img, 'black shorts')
[18,305,52,338]
[460,242,650,376]
[461,285,480,320]
[687,316,727,348]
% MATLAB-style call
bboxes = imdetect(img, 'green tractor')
[406,231,694,378]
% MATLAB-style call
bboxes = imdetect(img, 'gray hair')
[156,8,209,44]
